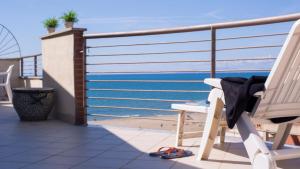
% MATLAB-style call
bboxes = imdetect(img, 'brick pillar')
[41,28,87,125]
[73,31,86,125]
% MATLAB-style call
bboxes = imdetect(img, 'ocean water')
[86,72,268,119]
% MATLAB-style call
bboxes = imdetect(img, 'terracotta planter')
[47,27,55,33]
[64,22,74,28]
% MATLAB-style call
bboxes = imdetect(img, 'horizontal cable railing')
[86,96,192,102]
[87,88,209,93]
[86,69,271,74]
[84,13,300,120]
[20,53,42,77]
[87,113,180,121]
[87,105,178,112]
[87,57,276,66]
[86,45,282,57]
[86,80,204,83]
[87,32,287,49]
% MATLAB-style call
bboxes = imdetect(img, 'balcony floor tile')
[0,103,299,169]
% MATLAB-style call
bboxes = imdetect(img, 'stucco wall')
[41,29,86,124]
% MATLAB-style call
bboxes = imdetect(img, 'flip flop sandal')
[160,148,193,159]
[149,147,177,157]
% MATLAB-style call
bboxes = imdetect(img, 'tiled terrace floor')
[0,103,299,169]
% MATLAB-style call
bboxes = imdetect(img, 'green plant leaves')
[43,17,59,28]
[43,11,79,29]
[60,10,79,22]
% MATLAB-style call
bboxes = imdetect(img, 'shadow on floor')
[0,103,201,169]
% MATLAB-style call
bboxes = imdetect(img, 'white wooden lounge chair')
[0,65,14,102]
[197,20,300,169]
[172,97,227,147]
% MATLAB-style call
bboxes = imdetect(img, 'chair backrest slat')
[5,65,14,85]
[255,20,300,119]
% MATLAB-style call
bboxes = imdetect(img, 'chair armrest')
[204,78,222,89]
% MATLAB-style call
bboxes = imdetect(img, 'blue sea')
[86,72,268,120]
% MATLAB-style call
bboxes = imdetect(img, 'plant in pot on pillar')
[61,10,79,28]
[43,17,59,33]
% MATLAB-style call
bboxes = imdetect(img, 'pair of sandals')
[149,147,193,159]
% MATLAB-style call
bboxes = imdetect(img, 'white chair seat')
[172,102,227,147]
[172,103,210,113]
[172,103,226,114]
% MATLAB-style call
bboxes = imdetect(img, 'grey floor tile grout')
[69,131,139,169]
[17,133,112,169]
[119,133,175,169]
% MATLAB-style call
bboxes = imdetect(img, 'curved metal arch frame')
[0,24,21,59]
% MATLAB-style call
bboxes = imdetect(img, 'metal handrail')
[20,53,41,59]
[20,53,42,77]
[84,13,300,39]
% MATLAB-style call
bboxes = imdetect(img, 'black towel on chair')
[221,76,267,129]
[221,76,298,129]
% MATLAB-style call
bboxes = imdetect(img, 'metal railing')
[20,53,42,77]
[83,13,300,120]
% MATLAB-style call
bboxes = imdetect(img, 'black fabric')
[270,117,298,123]
[221,76,266,128]
[221,76,298,129]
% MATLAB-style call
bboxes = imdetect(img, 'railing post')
[34,55,37,76]
[83,38,87,124]
[211,28,216,78]
[20,58,24,77]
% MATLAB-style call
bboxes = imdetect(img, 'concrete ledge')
[41,28,87,40]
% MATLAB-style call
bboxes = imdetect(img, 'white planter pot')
[65,22,74,28]
[47,27,55,33]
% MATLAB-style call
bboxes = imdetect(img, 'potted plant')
[43,17,59,33]
[60,10,78,28]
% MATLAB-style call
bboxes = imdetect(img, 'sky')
[1,0,300,74]
[0,0,299,56]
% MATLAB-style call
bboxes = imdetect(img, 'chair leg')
[197,98,224,160]
[272,123,292,150]
[220,126,226,144]
[5,84,12,103]
[176,111,186,147]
